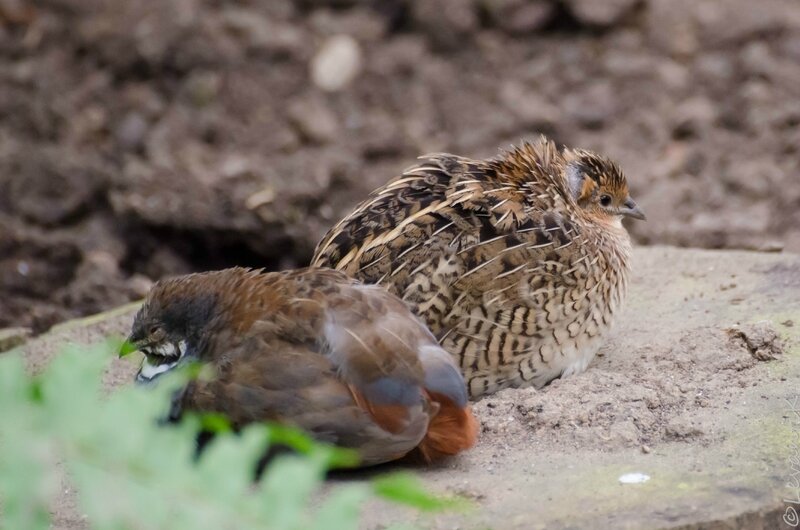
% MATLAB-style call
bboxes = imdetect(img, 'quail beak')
[620,198,647,221]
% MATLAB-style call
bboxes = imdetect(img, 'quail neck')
[313,136,646,398]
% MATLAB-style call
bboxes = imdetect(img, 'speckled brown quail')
[312,136,646,399]
[124,267,477,466]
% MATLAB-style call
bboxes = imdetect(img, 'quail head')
[125,267,478,466]
[313,136,646,398]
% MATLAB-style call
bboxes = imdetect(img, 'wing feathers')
[347,384,421,435]
[418,344,468,408]
[320,282,476,461]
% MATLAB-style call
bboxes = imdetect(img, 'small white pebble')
[619,472,650,484]
[310,35,362,91]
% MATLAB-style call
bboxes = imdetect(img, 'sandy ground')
[10,246,799,529]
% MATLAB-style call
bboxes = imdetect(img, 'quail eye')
[600,195,612,207]
[147,325,166,342]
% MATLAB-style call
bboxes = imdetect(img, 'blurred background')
[1,0,799,332]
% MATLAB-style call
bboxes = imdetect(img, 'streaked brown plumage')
[313,136,645,398]
[125,267,478,466]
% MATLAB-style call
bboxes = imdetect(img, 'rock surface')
[18,246,800,529]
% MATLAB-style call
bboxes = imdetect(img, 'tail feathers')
[415,391,479,462]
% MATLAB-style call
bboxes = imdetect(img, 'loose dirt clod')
[726,321,784,361]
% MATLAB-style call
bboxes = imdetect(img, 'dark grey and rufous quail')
[125,267,478,466]
[312,136,645,398]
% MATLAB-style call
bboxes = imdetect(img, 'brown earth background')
[2,0,800,333]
